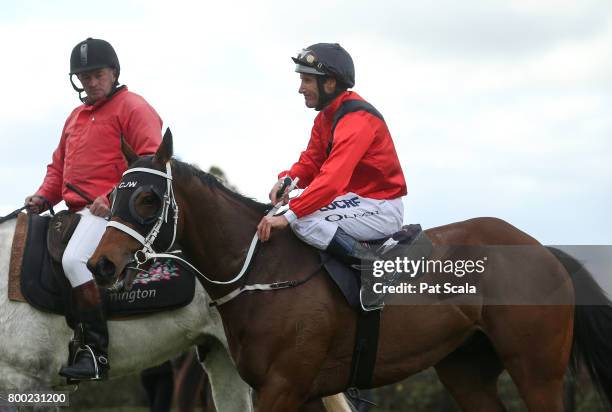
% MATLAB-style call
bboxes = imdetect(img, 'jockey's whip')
[1,194,57,223]
[267,177,300,216]
[0,205,27,224]
[65,182,94,204]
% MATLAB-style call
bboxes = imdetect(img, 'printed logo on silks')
[325,210,380,222]
[320,196,361,211]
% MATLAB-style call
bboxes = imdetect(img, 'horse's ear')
[121,134,138,165]
[155,128,173,164]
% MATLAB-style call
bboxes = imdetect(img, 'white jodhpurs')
[61,208,108,287]
[290,193,404,250]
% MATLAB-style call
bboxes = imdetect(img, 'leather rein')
[108,162,318,306]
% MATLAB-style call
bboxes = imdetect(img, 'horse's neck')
[178,182,261,283]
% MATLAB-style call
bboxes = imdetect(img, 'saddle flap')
[321,224,433,311]
[47,210,81,263]
[19,213,64,313]
[320,251,361,310]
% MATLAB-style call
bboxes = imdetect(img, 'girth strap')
[209,264,322,307]
[348,309,381,392]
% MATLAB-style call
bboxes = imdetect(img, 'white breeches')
[290,193,404,250]
[61,208,108,287]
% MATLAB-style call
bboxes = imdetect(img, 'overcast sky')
[1,0,611,245]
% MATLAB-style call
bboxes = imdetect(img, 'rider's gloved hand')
[24,195,45,214]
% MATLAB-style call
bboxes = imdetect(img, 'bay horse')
[89,130,612,411]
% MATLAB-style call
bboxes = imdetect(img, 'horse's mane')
[169,158,270,214]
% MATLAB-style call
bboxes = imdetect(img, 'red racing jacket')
[36,87,162,210]
[279,91,407,220]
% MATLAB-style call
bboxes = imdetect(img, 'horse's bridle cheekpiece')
[108,161,178,264]
[107,160,249,288]
[108,161,306,306]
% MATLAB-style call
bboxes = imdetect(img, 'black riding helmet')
[69,37,121,103]
[292,43,355,110]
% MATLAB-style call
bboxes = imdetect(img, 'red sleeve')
[278,119,326,189]
[123,103,163,156]
[288,112,377,217]
[35,118,71,205]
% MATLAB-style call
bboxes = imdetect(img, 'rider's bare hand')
[88,196,111,218]
[269,179,290,205]
[257,215,289,242]
[24,195,45,214]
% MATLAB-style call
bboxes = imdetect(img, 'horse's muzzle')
[88,256,117,286]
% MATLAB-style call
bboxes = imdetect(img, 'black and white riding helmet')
[292,43,355,89]
[70,37,120,77]
[69,37,121,101]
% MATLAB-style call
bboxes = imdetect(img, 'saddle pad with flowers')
[9,213,195,318]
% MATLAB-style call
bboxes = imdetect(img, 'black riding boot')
[326,228,398,310]
[59,280,109,381]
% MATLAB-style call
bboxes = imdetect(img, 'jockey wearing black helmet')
[291,43,355,110]
[69,37,121,103]
[25,37,163,381]
[258,43,407,309]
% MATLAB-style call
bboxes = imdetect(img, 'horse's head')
[88,128,178,288]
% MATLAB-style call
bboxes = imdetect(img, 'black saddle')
[17,213,196,318]
[320,224,433,311]
[318,224,433,395]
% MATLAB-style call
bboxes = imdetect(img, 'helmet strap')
[70,72,125,105]
[69,74,87,104]
[315,76,342,111]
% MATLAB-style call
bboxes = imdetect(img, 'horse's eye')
[143,195,156,205]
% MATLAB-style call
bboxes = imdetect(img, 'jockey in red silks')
[25,38,162,381]
[257,43,407,266]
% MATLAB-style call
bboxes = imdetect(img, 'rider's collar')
[84,85,127,107]
[320,90,352,120]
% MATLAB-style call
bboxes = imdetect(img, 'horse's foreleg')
[299,398,326,411]
[256,382,305,412]
[199,338,254,412]
[322,394,352,412]
[254,378,349,412]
